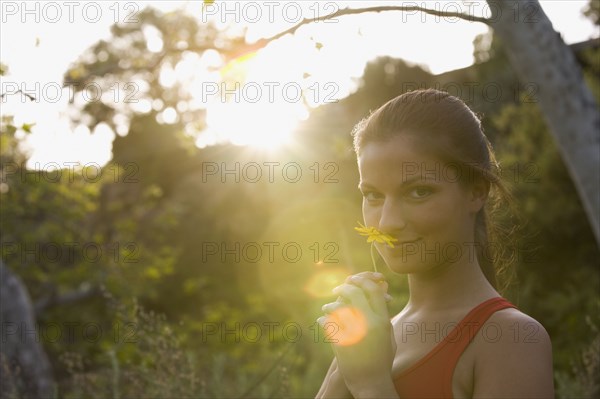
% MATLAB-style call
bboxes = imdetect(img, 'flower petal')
[355,222,398,248]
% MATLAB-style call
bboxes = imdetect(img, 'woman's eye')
[362,191,383,202]
[408,187,432,199]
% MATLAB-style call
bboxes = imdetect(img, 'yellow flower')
[354,222,398,273]
[354,222,398,248]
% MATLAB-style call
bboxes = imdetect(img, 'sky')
[0,1,598,168]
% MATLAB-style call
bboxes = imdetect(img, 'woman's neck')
[404,256,499,315]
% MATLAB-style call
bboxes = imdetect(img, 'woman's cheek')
[404,203,434,229]
[362,204,380,226]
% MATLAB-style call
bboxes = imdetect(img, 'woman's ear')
[468,177,489,213]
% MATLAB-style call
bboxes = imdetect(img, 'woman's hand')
[317,272,399,398]
[314,358,352,399]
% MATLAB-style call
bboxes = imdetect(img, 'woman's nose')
[378,198,407,233]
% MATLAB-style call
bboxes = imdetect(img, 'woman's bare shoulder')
[485,306,552,345]
[471,307,555,397]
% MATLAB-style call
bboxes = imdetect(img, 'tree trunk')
[1,261,54,399]
[488,0,600,244]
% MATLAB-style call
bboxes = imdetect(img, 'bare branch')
[34,284,101,315]
[0,89,36,102]
[254,5,490,51]
[64,5,489,93]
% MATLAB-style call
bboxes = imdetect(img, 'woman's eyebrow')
[402,175,435,185]
[358,175,437,191]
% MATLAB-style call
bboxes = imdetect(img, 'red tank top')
[393,297,517,398]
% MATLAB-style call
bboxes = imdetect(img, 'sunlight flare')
[324,306,368,347]
[304,268,349,298]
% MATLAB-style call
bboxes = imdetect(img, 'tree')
[486,0,599,245]
[584,0,600,25]
[0,261,54,399]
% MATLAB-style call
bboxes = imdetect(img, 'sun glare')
[203,99,307,150]
[192,45,310,150]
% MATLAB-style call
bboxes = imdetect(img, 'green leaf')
[21,123,36,133]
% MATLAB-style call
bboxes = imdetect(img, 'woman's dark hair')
[351,89,517,293]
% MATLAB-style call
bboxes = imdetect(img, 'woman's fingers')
[332,283,371,311]
[344,276,389,317]
[346,272,390,299]
[316,315,327,326]
[378,280,389,294]
[321,301,347,314]
[320,272,391,332]
[346,271,384,283]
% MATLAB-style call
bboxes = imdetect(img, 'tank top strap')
[445,296,517,350]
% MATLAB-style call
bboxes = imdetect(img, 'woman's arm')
[315,358,352,399]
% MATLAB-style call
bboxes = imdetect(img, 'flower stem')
[370,242,377,273]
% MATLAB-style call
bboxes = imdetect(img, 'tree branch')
[0,89,36,102]
[34,284,101,315]
[66,5,489,85]
[254,5,490,50]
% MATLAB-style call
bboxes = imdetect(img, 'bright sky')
[0,1,597,167]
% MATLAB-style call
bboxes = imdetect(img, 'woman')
[316,89,554,398]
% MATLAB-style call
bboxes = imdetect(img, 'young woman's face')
[358,135,486,274]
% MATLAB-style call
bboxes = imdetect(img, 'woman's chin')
[383,255,442,275]
[383,259,422,274]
